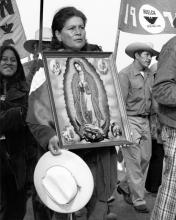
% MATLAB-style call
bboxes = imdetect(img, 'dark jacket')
[152,36,176,128]
[27,43,117,201]
[0,81,36,189]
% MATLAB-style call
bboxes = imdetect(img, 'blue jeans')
[120,116,151,206]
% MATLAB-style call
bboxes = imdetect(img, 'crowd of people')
[0,5,176,220]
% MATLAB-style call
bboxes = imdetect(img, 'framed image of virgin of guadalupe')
[42,51,132,149]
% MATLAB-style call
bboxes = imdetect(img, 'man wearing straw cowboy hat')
[117,42,159,213]
[150,17,176,220]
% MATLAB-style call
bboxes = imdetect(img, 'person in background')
[150,17,176,220]
[0,45,36,220]
[26,6,118,220]
[145,55,164,196]
[23,27,52,87]
[117,42,159,213]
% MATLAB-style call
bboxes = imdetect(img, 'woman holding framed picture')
[26,6,118,220]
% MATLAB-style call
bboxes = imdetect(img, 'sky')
[16,0,175,71]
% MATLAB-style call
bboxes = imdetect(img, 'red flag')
[0,0,29,58]
[118,0,176,35]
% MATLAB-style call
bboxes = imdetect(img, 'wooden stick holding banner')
[38,0,63,147]
[38,0,44,53]
[113,0,133,143]
[113,29,120,61]
[113,0,123,61]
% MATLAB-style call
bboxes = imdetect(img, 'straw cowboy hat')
[34,150,94,213]
[24,27,52,54]
[125,42,159,58]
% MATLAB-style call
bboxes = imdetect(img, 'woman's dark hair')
[0,45,25,82]
[51,7,87,49]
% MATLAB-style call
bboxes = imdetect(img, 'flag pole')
[113,0,123,61]
[113,29,121,61]
[38,0,44,53]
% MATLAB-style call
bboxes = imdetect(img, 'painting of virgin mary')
[64,57,110,142]
[42,51,132,148]
[72,61,104,127]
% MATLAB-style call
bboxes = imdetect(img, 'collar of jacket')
[131,62,151,77]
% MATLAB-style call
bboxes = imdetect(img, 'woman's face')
[0,49,17,77]
[56,16,86,51]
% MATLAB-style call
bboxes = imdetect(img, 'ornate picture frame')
[42,51,132,149]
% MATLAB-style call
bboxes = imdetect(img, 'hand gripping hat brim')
[34,150,94,213]
[125,42,159,58]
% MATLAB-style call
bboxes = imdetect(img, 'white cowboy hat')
[34,150,94,213]
[125,42,159,58]
[24,27,52,54]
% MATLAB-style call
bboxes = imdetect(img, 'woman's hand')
[48,135,61,155]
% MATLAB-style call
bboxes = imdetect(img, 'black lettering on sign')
[0,0,14,18]
[143,10,156,15]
